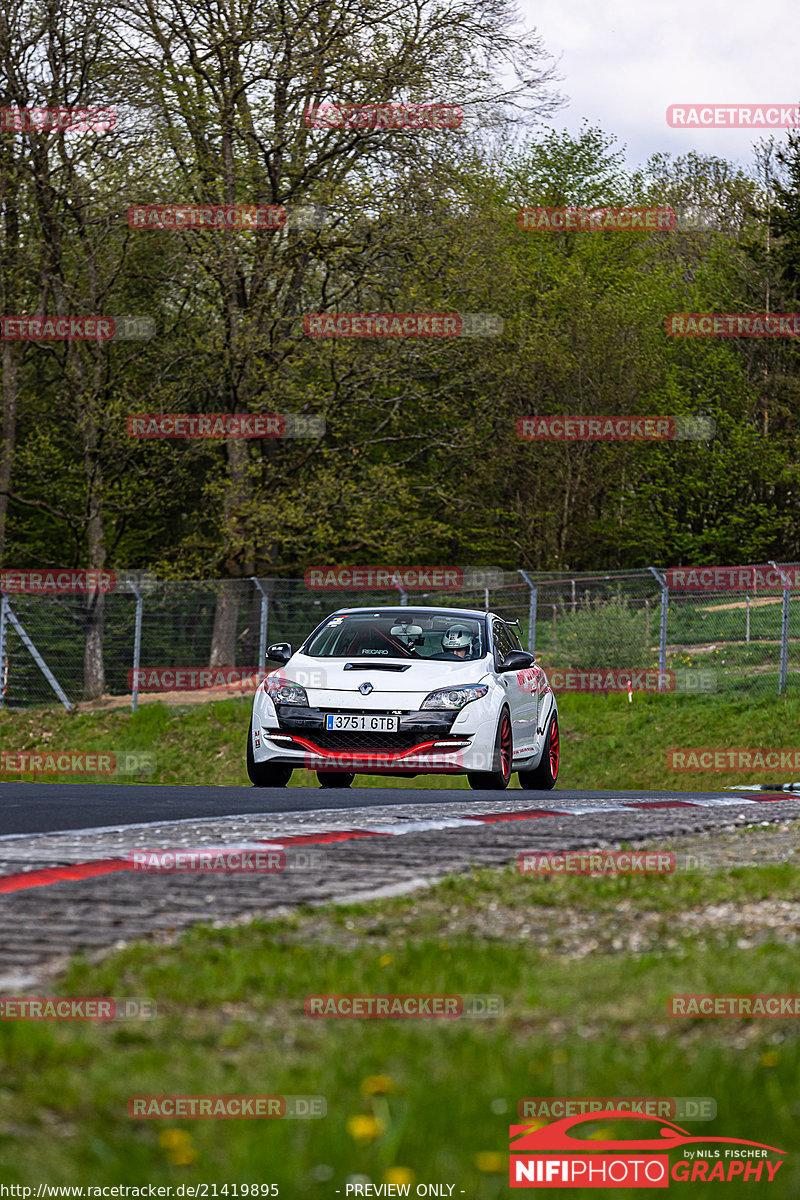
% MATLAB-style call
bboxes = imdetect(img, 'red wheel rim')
[500,712,512,778]
[549,716,559,778]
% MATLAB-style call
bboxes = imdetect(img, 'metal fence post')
[128,580,143,712]
[251,577,270,681]
[0,591,8,710]
[389,572,408,606]
[769,562,790,695]
[648,567,669,690]
[517,569,538,655]
[746,595,750,645]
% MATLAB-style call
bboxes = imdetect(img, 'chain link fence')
[0,564,797,709]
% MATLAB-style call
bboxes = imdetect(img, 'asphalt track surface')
[2,781,800,986]
[0,781,784,837]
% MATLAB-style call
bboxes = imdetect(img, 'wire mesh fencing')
[0,564,796,709]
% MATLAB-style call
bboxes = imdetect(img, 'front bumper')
[264,704,471,773]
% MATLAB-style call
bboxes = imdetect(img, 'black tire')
[518,712,559,790]
[317,771,355,788]
[467,707,512,791]
[246,723,293,787]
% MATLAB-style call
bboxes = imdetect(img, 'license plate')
[325,714,399,732]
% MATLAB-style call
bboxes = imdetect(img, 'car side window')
[492,620,514,668]
[509,625,523,651]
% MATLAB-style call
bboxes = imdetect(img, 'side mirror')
[267,642,292,664]
[499,649,535,672]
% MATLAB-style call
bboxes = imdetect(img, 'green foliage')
[550,593,651,667]
[2,10,800,579]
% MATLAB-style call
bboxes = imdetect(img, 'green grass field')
[1,860,799,1193]
[3,694,800,1191]
[2,690,799,791]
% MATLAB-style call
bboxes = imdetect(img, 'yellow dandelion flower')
[383,1168,415,1186]
[361,1075,395,1096]
[159,1129,197,1165]
[159,1129,192,1150]
[346,1114,386,1144]
[760,1051,779,1067]
[379,954,394,967]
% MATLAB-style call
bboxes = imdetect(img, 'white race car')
[246,606,559,791]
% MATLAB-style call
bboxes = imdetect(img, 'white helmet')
[442,624,473,653]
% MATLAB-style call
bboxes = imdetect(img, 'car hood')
[268,653,492,708]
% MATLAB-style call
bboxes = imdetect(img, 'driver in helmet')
[441,624,474,659]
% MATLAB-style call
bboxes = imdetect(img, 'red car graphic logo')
[510,1111,785,1155]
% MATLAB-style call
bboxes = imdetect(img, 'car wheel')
[317,771,355,788]
[246,723,293,787]
[518,712,559,790]
[467,707,512,791]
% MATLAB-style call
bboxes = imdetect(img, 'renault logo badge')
[359,682,373,695]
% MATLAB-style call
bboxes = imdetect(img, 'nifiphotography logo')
[509,1111,785,1187]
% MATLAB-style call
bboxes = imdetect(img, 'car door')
[506,622,540,756]
[492,619,529,755]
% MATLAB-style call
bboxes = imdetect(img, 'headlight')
[265,678,308,706]
[420,684,489,710]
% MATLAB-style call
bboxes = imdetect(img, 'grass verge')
[2,691,800,791]
[1,858,799,1194]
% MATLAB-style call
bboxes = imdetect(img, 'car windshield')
[304,612,487,661]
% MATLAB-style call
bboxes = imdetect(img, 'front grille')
[291,730,435,753]
[274,706,459,752]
